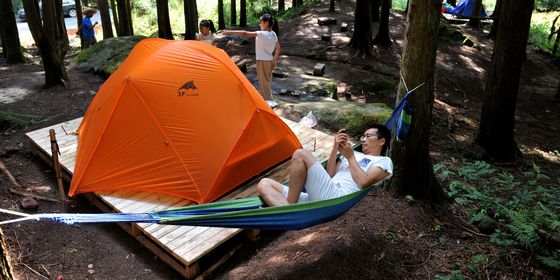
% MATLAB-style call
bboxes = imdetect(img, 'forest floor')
[1,1,560,279]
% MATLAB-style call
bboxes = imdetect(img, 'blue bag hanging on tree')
[396,102,412,141]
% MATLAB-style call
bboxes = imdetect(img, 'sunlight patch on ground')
[294,232,318,245]
[0,87,33,104]
[521,145,560,164]
[458,54,485,74]
[266,255,289,265]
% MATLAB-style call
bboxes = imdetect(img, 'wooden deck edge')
[26,134,258,279]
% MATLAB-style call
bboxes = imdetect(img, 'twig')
[290,250,309,262]
[457,223,489,237]
[22,263,49,279]
[0,160,23,188]
[9,188,59,203]
[40,264,51,277]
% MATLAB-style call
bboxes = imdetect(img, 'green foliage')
[435,270,469,280]
[434,159,560,270]
[530,12,560,59]
[536,0,560,11]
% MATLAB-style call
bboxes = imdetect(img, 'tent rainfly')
[69,39,302,204]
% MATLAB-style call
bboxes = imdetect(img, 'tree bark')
[348,0,373,56]
[389,0,445,201]
[468,0,483,27]
[329,0,335,12]
[231,0,237,26]
[97,0,114,38]
[0,228,15,280]
[110,0,120,33]
[373,0,391,46]
[0,0,25,63]
[116,0,133,36]
[477,0,535,160]
[218,0,225,30]
[372,0,380,23]
[184,0,197,40]
[156,0,173,39]
[279,0,285,13]
[23,0,69,88]
[75,0,83,48]
[556,82,560,99]
[488,0,502,39]
[240,0,246,26]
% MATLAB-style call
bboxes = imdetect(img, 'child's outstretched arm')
[222,30,257,37]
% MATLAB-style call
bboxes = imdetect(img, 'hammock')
[0,79,423,230]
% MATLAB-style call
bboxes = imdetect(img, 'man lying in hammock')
[257,124,393,206]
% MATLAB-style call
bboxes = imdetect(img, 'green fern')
[537,250,560,270]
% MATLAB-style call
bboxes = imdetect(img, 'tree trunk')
[468,0,483,27]
[279,0,285,13]
[348,0,373,56]
[389,0,445,201]
[0,228,15,280]
[373,0,391,46]
[556,82,560,99]
[329,0,335,12]
[488,0,502,39]
[97,0,114,38]
[240,0,246,26]
[184,0,197,40]
[447,0,456,5]
[156,0,173,39]
[0,0,25,63]
[231,0,237,26]
[75,0,83,48]
[477,0,535,160]
[372,0,380,23]
[116,0,133,36]
[23,0,69,88]
[110,0,120,33]
[218,0,225,30]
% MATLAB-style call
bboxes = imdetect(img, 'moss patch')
[360,75,397,98]
[72,36,147,77]
[301,78,337,99]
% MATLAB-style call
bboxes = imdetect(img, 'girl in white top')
[222,14,280,107]
[196,20,216,46]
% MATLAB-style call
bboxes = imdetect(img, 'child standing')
[196,20,217,46]
[222,14,280,108]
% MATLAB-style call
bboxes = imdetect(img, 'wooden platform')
[25,117,334,279]
[441,13,493,25]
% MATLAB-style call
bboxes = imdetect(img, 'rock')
[318,17,337,26]
[313,63,326,77]
[321,34,331,42]
[71,36,147,77]
[272,71,288,78]
[340,22,348,32]
[237,63,247,73]
[26,185,52,193]
[477,216,497,234]
[21,197,39,210]
[287,101,393,136]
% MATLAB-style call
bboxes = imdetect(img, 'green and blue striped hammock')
[0,80,421,230]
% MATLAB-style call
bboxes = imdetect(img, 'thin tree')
[240,0,246,26]
[279,0,285,13]
[389,0,445,201]
[218,0,225,30]
[156,0,173,39]
[0,0,25,63]
[348,0,373,56]
[184,0,198,40]
[477,0,536,160]
[75,0,83,48]
[373,0,391,46]
[548,15,560,56]
[110,0,120,33]
[97,0,114,38]
[116,0,133,36]
[22,0,70,88]
[231,0,237,26]
[468,0,483,27]
[329,0,335,12]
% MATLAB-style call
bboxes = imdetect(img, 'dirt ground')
[1,1,560,279]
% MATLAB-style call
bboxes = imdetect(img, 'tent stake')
[49,129,68,207]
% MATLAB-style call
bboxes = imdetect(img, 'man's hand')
[338,139,354,159]
[334,129,349,149]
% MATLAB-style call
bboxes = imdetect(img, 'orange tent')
[69,38,301,204]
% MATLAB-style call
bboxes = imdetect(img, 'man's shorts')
[281,161,342,202]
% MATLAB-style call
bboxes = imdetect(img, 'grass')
[530,11,560,58]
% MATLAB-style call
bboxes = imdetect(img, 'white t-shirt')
[255,31,277,61]
[196,33,215,45]
[332,152,393,195]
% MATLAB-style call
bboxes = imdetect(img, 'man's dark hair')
[368,124,391,155]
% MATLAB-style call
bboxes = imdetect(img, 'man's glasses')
[360,133,378,139]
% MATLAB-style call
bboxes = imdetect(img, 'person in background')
[257,125,393,206]
[196,19,217,46]
[221,14,280,108]
[81,9,98,49]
